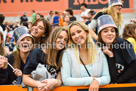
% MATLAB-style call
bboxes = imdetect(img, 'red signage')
[0,0,134,16]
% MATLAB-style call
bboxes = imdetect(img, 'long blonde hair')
[102,6,123,27]
[68,21,96,63]
[0,31,6,56]
[46,27,68,70]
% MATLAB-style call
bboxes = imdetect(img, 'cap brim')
[17,34,35,44]
[98,24,118,34]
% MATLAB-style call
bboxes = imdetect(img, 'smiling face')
[100,27,116,45]
[31,21,45,39]
[70,25,87,45]
[18,36,33,53]
[115,5,122,13]
[55,31,68,50]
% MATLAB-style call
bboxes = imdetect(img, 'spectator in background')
[0,14,5,32]
[52,11,59,25]
[65,8,76,22]
[131,19,136,23]
[123,24,136,54]
[80,3,90,22]
[5,33,12,52]
[63,15,70,29]
[51,23,59,30]
[36,13,41,20]
[62,11,67,22]
[58,12,64,27]
[32,10,36,23]
[20,12,28,24]
[85,10,96,25]
[20,22,28,28]
[47,11,54,23]
[0,30,9,56]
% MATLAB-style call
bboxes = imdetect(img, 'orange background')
[0,0,134,17]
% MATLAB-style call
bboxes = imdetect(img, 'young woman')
[0,30,9,56]
[97,15,136,83]
[61,21,110,91]
[23,27,68,91]
[0,27,34,85]
[30,18,51,46]
[88,0,123,40]
[123,24,136,54]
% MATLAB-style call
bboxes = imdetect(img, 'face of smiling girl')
[100,27,116,45]
[55,31,68,50]
[31,21,45,39]
[18,36,33,53]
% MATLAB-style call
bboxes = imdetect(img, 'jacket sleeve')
[117,40,136,83]
[117,60,136,83]
[106,57,118,83]
[0,68,9,85]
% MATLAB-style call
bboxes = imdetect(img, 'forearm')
[23,74,41,88]
[56,72,62,86]
[62,76,93,86]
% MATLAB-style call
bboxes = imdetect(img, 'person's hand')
[89,79,99,91]
[130,19,136,23]
[41,79,58,90]
[13,68,22,77]
[0,56,8,69]
[103,46,114,57]
[38,82,48,91]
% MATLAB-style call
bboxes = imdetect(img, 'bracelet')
[56,79,60,87]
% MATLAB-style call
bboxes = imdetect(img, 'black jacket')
[105,38,136,83]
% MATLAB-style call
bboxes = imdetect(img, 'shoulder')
[115,37,129,44]
[31,48,44,54]
[127,37,136,42]
[93,11,104,20]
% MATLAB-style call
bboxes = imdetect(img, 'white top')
[80,9,90,22]
[0,26,3,33]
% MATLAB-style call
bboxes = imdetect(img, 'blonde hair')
[46,27,68,69]
[68,21,96,63]
[0,31,6,56]
[102,6,123,27]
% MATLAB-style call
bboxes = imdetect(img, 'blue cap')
[13,26,34,44]
[108,0,123,7]
[97,14,118,34]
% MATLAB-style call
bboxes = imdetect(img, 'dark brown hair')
[30,18,51,44]
[123,24,136,40]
